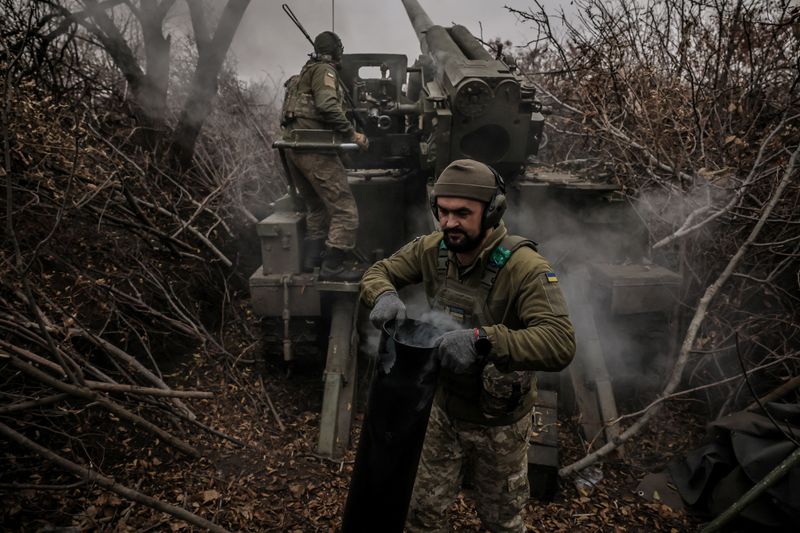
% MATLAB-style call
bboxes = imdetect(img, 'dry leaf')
[201,489,220,503]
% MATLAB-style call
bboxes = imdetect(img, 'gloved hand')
[354,131,369,151]
[436,329,483,374]
[369,291,406,329]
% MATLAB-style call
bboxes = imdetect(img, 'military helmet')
[314,31,344,60]
[431,159,507,229]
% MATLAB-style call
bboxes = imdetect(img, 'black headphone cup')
[482,164,505,229]
[483,193,506,229]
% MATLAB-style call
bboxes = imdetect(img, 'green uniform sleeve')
[310,64,355,139]
[360,236,430,307]
[483,256,576,372]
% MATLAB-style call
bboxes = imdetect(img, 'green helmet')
[314,31,344,60]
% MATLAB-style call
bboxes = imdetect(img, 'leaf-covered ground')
[3,312,709,531]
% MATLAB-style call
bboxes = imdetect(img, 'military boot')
[319,247,363,282]
[301,238,325,272]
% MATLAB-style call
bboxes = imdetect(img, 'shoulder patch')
[545,271,559,283]
[489,245,512,268]
[323,70,336,88]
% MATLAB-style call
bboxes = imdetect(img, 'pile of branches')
[1,3,283,530]
[511,0,799,471]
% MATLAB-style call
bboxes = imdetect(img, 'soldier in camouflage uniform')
[281,31,368,281]
[361,159,576,532]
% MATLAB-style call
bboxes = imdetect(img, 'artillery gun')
[251,0,681,500]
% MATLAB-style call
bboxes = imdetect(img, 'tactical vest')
[431,234,539,426]
[281,60,341,126]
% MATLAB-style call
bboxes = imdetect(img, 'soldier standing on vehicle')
[281,31,368,281]
[360,159,576,532]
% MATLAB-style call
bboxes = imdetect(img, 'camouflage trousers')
[285,150,358,250]
[406,402,531,533]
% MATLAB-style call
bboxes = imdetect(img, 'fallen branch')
[258,375,285,433]
[10,356,200,457]
[608,354,797,424]
[156,402,248,448]
[69,328,198,420]
[134,197,233,267]
[0,480,86,490]
[0,393,70,415]
[0,421,231,533]
[85,381,213,398]
[701,445,800,532]
[747,375,800,411]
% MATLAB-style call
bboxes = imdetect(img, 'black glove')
[436,329,484,374]
[369,291,406,329]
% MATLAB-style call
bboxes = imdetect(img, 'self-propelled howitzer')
[337,0,544,178]
[400,0,544,176]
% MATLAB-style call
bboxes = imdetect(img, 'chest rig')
[431,234,535,326]
[431,234,539,423]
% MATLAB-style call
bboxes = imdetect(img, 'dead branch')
[134,196,233,267]
[155,402,248,448]
[10,355,200,457]
[701,446,800,533]
[258,375,285,433]
[0,480,86,490]
[69,329,198,420]
[84,381,213,398]
[747,375,800,411]
[652,115,799,249]
[561,142,799,477]
[0,393,70,415]
[0,421,231,533]
[607,353,798,424]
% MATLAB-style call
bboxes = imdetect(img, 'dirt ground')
[2,313,711,532]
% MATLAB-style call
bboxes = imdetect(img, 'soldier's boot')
[319,246,362,282]
[301,238,325,273]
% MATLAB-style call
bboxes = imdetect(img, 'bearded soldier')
[281,31,368,281]
[361,159,576,532]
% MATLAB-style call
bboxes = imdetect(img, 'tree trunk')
[76,1,174,145]
[137,0,175,148]
[170,0,251,168]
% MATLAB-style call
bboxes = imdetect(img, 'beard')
[443,227,486,253]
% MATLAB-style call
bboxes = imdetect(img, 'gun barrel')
[449,25,493,60]
[401,0,434,45]
[402,0,466,82]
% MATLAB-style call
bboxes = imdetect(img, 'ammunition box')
[591,263,681,315]
[248,268,320,317]
[257,211,304,274]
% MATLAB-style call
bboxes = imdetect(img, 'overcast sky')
[226,0,568,83]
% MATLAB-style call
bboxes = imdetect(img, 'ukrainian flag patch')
[545,271,559,283]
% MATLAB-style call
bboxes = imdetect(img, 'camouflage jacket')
[360,222,576,424]
[281,58,355,140]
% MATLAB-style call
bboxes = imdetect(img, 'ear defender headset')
[430,161,507,231]
[482,164,507,230]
